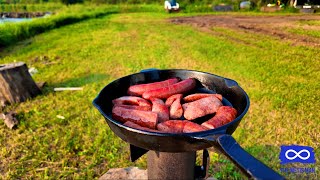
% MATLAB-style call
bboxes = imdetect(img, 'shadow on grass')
[38,73,110,96]
[52,73,109,87]
[8,73,110,128]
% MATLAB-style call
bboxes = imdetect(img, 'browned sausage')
[123,121,160,132]
[157,120,207,133]
[127,78,179,96]
[182,96,222,120]
[142,78,197,100]
[112,96,151,108]
[112,106,158,129]
[183,93,223,102]
[165,94,183,119]
[113,104,151,111]
[157,120,187,133]
[165,94,182,106]
[183,121,208,133]
[201,106,237,129]
[170,99,183,119]
[150,98,169,123]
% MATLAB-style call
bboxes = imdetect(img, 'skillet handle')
[215,134,284,180]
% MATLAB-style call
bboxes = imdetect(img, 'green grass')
[283,19,320,39]
[0,7,319,179]
[288,28,320,38]
[0,5,120,47]
[299,20,320,26]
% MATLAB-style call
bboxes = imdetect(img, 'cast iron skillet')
[93,69,284,179]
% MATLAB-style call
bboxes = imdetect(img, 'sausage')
[165,94,183,106]
[157,120,187,133]
[150,98,169,123]
[170,99,183,119]
[127,78,179,96]
[201,106,237,129]
[123,121,160,133]
[183,93,223,102]
[157,120,207,133]
[112,96,151,108]
[182,96,223,120]
[112,106,158,129]
[165,94,183,119]
[113,104,151,111]
[142,78,197,100]
[183,121,208,133]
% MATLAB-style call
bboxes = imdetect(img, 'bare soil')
[170,15,320,47]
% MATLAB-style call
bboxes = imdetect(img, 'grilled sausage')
[127,78,179,96]
[157,120,186,133]
[183,121,208,133]
[165,94,182,106]
[183,96,222,120]
[201,106,237,129]
[157,120,207,133]
[183,93,223,102]
[150,98,169,123]
[112,106,158,129]
[112,96,151,108]
[123,121,160,132]
[142,78,197,100]
[165,94,183,119]
[170,99,183,119]
[113,104,151,111]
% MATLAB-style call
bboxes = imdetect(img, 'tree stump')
[0,62,41,106]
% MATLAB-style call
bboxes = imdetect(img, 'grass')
[0,5,120,47]
[0,6,319,179]
[288,27,320,38]
[0,4,177,47]
[283,19,320,39]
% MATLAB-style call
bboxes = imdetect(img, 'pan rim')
[92,69,250,137]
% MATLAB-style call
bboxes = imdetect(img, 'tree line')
[0,0,295,7]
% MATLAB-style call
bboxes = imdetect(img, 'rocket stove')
[93,69,284,180]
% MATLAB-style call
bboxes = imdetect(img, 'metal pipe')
[147,151,196,180]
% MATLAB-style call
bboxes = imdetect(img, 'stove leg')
[147,151,196,180]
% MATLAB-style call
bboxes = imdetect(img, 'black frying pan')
[93,69,284,180]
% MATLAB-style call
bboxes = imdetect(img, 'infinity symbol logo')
[285,149,310,160]
[279,145,316,164]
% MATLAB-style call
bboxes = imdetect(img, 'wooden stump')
[0,62,41,106]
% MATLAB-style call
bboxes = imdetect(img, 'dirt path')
[170,15,320,47]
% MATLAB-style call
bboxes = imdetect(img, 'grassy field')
[0,6,319,179]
